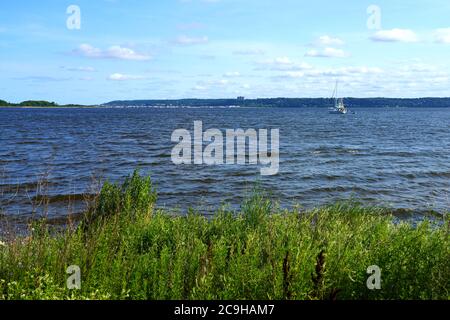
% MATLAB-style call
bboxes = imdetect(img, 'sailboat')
[329,81,348,114]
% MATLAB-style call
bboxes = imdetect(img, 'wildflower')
[0,240,6,247]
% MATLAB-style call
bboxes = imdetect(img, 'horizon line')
[4,96,450,106]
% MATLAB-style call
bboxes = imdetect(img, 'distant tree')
[19,100,58,107]
[0,99,10,106]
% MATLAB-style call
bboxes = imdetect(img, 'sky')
[1,0,450,104]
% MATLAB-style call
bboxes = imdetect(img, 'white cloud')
[257,57,312,71]
[400,63,437,73]
[196,79,231,88]
[16,76,71,82]
[314,35,345,46]
[273,57,292,65]
[62,66,96,72]
[308,66,383,76]
[108,73,145,81]
[284,71,305,78]
[224,71,241,77]
[257,57,291,66]
[305,47,349,58]
[215,79,229,85]
[434,28,450,44]
[282,66,383,79]
[294,62,313,70]
[192,78,232,91]
[233,48,265,55]
[424,76,449,84]
[370,29,418,43]
[174,35,209,45]
[193,85,207,91]
[76,44,101,57]
[107,46,151,60]
[74,44,151,61]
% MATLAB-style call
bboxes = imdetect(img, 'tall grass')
[0,171,448,300]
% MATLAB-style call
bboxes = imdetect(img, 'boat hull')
[329,109,348,114]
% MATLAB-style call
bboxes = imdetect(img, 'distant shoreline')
[2,97,450,109]
[0,105,98,109]
[104,97,450,108]
[0,99,99,109]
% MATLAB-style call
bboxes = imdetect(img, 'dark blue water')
[0,106,449,222]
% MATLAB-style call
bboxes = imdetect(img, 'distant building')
[237,96,245,101]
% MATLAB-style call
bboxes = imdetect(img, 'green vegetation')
[0,99,91,108]
[0,171,448,300]
[0,100,58,107]
[18,100,58,107]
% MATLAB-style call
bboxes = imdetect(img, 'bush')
[0,172,448,300]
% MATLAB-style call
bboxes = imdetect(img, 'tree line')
[0,100,58,107]
[104,97,450,108]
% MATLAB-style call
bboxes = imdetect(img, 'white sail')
[329,81,348,114]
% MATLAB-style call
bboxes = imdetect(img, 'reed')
[0,171,448,300]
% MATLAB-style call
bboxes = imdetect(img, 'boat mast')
[334,80,338,107]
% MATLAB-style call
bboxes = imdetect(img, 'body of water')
[0,106,449,222]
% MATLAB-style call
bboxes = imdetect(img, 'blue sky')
[1,0,450,104]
